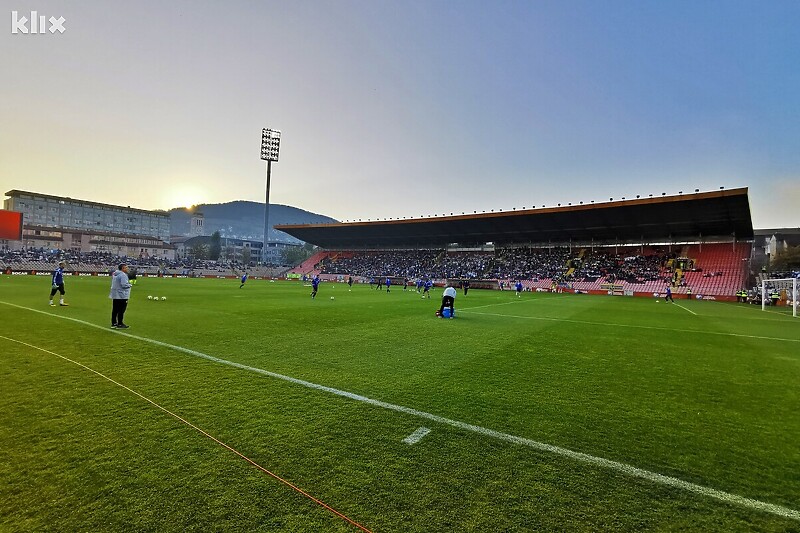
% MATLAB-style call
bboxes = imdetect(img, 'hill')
[169,201,337,243]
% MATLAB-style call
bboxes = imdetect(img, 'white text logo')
[11,10,65,34]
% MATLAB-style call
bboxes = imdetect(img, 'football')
[147,295,153,300]
[330,296,335,300]
[161,296,167,301]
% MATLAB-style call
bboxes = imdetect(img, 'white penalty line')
[672,302,698,316]
[460,294,563,311]
[459,310,800,343]
[459,300,523,311]
[760,308,800,320]
[1,301,798,522]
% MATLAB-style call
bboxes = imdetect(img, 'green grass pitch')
[1,275,798,531]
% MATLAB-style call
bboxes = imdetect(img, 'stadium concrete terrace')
[276,188,753,249]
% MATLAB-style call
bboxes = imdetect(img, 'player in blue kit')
[515,281,523,297]
[385,277,391,293]
[49,261,68,306]
[423,279,433,298]
[311,275,320,299]
[239,272,248,288]
[665,285,674,302]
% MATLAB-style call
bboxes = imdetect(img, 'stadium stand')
[2,240,757,298]
[0,248,287,278]
[680,243,750,297]
[278,189,757,300]
[292,250,331,277]
[3,189,764,300]
[309,244,752,298]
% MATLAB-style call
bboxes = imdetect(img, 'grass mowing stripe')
[0,333,373,533]
[461,310,800,342]
[2,301,799,521]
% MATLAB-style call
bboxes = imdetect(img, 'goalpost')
[761,277,798,317]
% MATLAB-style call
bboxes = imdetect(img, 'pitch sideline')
[0,300,798,522]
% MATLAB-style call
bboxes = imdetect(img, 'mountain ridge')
[169,201,337,242]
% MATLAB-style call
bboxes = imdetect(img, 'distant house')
[755,228,800,261]
[173,235,300,266]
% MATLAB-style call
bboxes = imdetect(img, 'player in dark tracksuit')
[49,261,68,306]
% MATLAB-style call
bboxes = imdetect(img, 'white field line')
[672,302,698,316]
[459,310,800,343]
[459,300,524,311]
[460,295,563,311]
[1,300,798,522]
[720,312,798,323]
[402,427,431,445]
[760,308,800,320]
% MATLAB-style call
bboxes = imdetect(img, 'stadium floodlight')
[260,128,281,162]
[260,128,281,264]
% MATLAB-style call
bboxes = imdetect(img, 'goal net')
[761,277,798,318]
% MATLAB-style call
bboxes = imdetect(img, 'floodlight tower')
[260,127,281,265]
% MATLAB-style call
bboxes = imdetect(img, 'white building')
[3,190,175,259]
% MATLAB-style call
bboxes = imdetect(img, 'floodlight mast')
[260,128,281,266]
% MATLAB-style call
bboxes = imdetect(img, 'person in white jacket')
[439,285,457,318]
[110,263,133,328]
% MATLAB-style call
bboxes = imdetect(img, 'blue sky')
[1,0,798,228]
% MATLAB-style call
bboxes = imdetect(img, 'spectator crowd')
[0,247,278,277]
[318,247,678,285]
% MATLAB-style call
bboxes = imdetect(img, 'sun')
[165,185,208,209]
